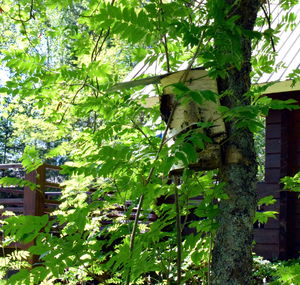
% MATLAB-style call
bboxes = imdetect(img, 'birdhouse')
[160,69,226,171]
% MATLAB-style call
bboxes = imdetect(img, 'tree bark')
[211,1,260,284]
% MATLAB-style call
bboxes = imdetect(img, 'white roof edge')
[142,78,300,109]
[258,80,300,94]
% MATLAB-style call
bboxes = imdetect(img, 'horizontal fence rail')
[0,164,63,249]
[0,164,281,259]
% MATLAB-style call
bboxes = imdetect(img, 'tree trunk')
[211,1,260,284]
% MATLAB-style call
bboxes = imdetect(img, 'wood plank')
[254,244,279,260]
[44,199,60,205]
[292,152,300,168]
[265,154,281,168]
[295,142,300,153]
[289,229,300,240]
[259,80,300,94]
[106,68,207,94]
[0,198,23,205]
[0,207,24,213]
[254,228,279,244]
[36,166,45,216]
[266,110,283,124]
[0,187,24,195]
[44,182,62,189]
[289,214,300,229]
[265,168,281,183]
[43,164,61,170]
[264,200,280,212]
[266,124,282,139]
[24,171,39,215]
[0,164,23,169]
[44,192,62,196]
[266,139,281,154]
[263,218,280,229]
[290,202,300,215]
[257,183,280,198]
[292,110,300,121]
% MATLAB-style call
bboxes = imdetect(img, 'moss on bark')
[211,0,260,284]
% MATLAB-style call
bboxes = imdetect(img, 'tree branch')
[126,101,179,285]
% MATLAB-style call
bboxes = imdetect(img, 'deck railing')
[0,164,62,217]
[0,164,281,259]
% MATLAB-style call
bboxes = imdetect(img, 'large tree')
[0,0,298,284]
[210,1,260,284]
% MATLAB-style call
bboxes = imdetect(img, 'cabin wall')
[254,110,289,259]
[254,91,300,260]
[287,109,300,257]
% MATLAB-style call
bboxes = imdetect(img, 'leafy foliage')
[0,176,37,191]
[0,0,299,284]
[253,256,300,285]
[282,172,300,195]
[254,195,277,224]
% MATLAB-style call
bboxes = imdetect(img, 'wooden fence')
[0,161,297,260]
[0,164,62,249]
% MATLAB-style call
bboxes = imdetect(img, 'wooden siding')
[286,108,300,258]
[254,108,289,259]
[254,91,300,260]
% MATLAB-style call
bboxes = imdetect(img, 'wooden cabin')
[254,89,300,260]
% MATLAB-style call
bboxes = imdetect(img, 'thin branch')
[130,118,157,150]
[91,30,104,62]
[91,0,115,61]
[260,3,276,53]
[21,21,40,54]
[159,0,170,73]
[126,102,178,285]
[181,19,210,83]
[58,77,88,124]
[10,0,34,23]
[174,177,182,285]
[96,28,111,58]
[162,34,171,73]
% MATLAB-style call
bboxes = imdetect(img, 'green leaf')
[188,90,203,105]
[3,215,48,244]
[21,146,43,173]
[199,90,218,103]
[270,99,300,110]
[254,211,277,224]
[258,195,276,206]
[181,142,198,163]
[0,177,37,190]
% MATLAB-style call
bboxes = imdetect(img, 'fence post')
[24,165,45,216]
[23,165,46,262]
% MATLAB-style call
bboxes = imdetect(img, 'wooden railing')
[0,164,62,218]
[0,164,281,259]
[0,164,63,250]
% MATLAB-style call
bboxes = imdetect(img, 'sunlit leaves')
[272,263,300,284]
[282,172,300,195]
[0,176,37,190]
[3,215,48,244]
[21,145,43,173]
